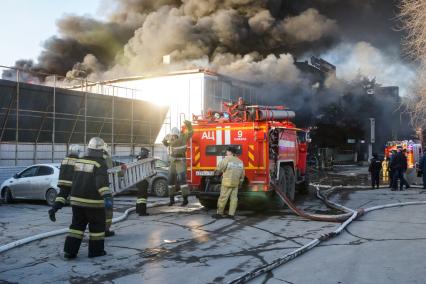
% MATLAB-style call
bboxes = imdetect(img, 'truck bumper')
[195,190,276,209]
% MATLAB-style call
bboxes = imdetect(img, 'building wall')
[81,71,259,159]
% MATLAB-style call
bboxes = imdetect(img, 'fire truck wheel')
[297,174,310,195]
[283,165,295,202]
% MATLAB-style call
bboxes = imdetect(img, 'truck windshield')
[206,145,242,156]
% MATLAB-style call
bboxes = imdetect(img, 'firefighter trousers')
[168,159,189,197]
[105,202,113,232]
[136,180,149,215]
[64,206,106,257]
[217,185,238,216]
[371,172,380,188]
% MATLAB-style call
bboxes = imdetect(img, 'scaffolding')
[0,66,167,166]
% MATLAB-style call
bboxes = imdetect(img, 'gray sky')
[0,0,102,67]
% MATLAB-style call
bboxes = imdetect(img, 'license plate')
[195,171,214,176]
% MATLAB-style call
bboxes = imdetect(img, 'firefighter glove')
[104,196,113,209]
[48,208,57,222]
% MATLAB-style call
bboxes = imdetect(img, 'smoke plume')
[5,0,417,151]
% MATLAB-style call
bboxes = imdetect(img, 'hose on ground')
[0,200,170,254]
[228,185,426,284]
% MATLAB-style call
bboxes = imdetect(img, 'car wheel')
[152,178,168,197]
[45,188,57,206]
[3,187,13,204]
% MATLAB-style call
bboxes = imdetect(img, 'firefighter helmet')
[88,137,105,150]
[170,127,180,136]
[137,147,150,160]
[68,144,82,157]
[226,146,237,155]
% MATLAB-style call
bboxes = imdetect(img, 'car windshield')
[155,160,169,167]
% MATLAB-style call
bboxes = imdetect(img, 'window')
[19,166,38,178]
[206,145,242,156]
[37,166,54,176]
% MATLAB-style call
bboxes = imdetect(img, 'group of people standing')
[369,146,410,191]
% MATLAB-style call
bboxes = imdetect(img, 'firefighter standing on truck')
[53,137,111,259]
[135,147,150,216]
[48,144,82,221]
[212,146,245,220]
[162,120,193,206]
[102,144,115,237]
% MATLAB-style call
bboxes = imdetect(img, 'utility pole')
[369,117,375,160]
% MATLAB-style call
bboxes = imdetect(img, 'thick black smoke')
[6,0,415,152]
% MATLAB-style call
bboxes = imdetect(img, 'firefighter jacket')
[54,154,79,208]
[368,158,382,174]
[162,121,193,159]
[70,155,111,208]
[216,156,245,188]
[382,159,389,172]
[390,152,408,171]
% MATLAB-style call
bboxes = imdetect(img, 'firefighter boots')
[137,203,150,216]
[168,196,175,206]
[181,195,188,206]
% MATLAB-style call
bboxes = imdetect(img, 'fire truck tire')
[297,174,310,195]
[283,165,295,201]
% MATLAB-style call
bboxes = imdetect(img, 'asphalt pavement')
[1,167,426,284]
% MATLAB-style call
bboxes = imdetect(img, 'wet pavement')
[1,166,426,283]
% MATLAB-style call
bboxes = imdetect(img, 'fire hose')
[228,184,426,284]
[0,200,171,254]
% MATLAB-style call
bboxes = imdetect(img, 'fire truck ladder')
[108,158,157,196]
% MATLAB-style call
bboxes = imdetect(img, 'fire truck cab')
[186,99,309,209]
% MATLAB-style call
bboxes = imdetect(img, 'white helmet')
[88,137,105,150]
[68,144,82,157]
[170,127,180,136]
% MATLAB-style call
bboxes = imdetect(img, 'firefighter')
[135,147,150,216]
[55,137,111,259]
[381,157,389,181]
[419,150,426,189]
[162,120,193,206]
[390,146,408,191]
[48,144,82,222]
[212,146,245,220]
[102,144,115,237]
[368,153,382,189]
[388,150,397,188]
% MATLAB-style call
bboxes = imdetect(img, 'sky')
[0,0,102,67]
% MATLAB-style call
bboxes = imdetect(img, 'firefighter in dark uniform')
[102,144,115,237]
[368,153,382,189]
[162,120,193,206]
[135,147,150,216]
[48,144,82,221]
[50,137,112,259]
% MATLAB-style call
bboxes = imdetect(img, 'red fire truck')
[186,100,309,209]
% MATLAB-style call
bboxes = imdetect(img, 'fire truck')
[384,140,422,169]
[186,100,309,209]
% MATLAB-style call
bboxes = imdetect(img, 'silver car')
[0,164,60,206]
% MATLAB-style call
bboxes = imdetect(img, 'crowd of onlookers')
[368,146,426,190]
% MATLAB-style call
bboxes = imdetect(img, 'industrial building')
[0,77,167,166]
